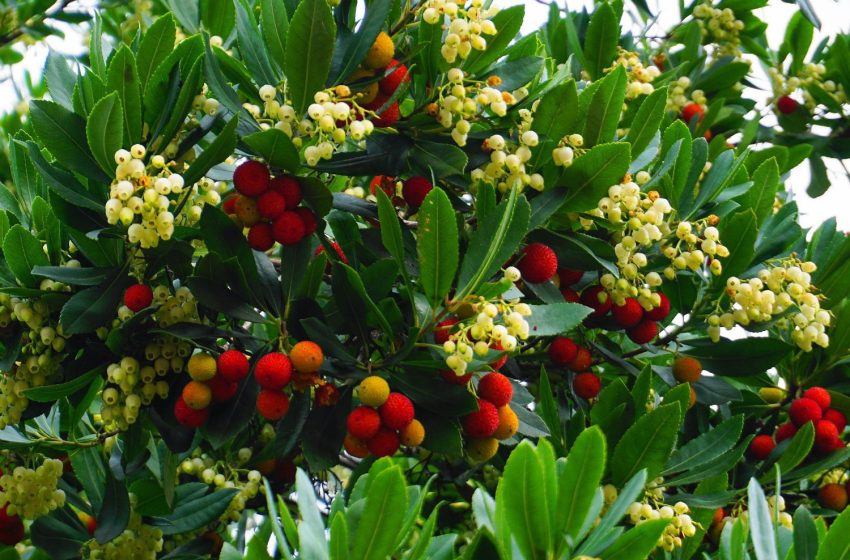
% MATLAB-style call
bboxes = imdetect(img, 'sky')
[1,0,848,230]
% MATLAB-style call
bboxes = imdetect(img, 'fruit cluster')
[627,500,696,552]
[548,336,601,399]
[462,372,519,462]
[665,76,708,117]
[344,376,425,458]
[224,160,317,251]
[768,63,846,114]
[419,0,499,63]
[174,349,249,428]
[692,2,745,60]
[0,458,65,520]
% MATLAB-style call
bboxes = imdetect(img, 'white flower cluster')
[88,510,164,559]
[179,450,262,522]
[471,111,545,193]
[431,69,515,148]
[768,64,848,111]
[0,458,65,520]
[105,145,222,248]
[693,2,745,59]
[666,76,708,115]
[708,259,829,351]
[552,133,585,168]
[662,219,728,279]
[420,0,499,63]
[627,500,696,552]
[608,48,661,99]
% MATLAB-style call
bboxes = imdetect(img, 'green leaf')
[794,506,819,560]
[86,92,124,176]
[137,14,177,92]
[495,441,550,559]
[106,45,142,145]
[625,86,667,157]
[149,488,239,535]
[537,368,565,455]
[295,469,329,559]
[261,0,289,73]
[22,140,104,212]
[352,465,409,560]
[44,52,76,109]
[183,116,240,186]
[742,158,780,227]
[559,142,631,212]
[59,268,132,335]
[200,0,235,37]
[600,519,670,560]
[330,0,392,84]
[583,1,619,79]
[376,188,406,272]
[774,421,815,476]
[582,66,627,147]
[285,0,336,114]
[29,100,109,183]
[69,446,107,513]
[94,471,130,544]
[30,507,90,560]
[243,128,300,173]
[611,403,681,486]
[3,225,49,287]
[664,415,743,474]
[24,365,103,402]
[557,426,606,540]
[235,0,278,87]
[747,478,778,560]
[681,338,793,377]
[578,469,647,556]
[463,5,524,74]
[411,140,468,179]
[417,188,458,308]
[530,80,578,169]
[203,373,260,449]
[524,303,591,336]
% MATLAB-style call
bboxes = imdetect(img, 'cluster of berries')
[549,336,601,400]
[0,459,65,520]
[224,160,317,251]
[769,63,846,115]
[178,451,263,522]
[105,145,221,248]
[419,0,498,63]
[174,350,249,428]
[428,69,513,146]
[352,32,409,129]
[606,47,661,99]
[368,174,434,209]
[344,376,425,458]
[255,341,325,422]
[86,509,164,559]
[750,387,846,459]
[708,259,829,351]
[627,500,696,552]
[462,373,519,462]
[692,1,746,59]
[471,112,545,193]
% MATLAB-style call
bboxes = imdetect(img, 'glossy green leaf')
[106,45,142,145]
[94,471,130,544]
[29,100,109,183]
[243,128,300,173]
[3,225,49,287]
[417,188,458,307]
[557,426,606,540]
[285,0,336,114]
[582,66,626,147]
[600,519,669,560]
[559,142,631,212]
[625,86,667,157]
[611,403,681,486]
[261,0,289,73]
[748,478,778,560]
[137,14,177,92]
[583,1,619,79]
[86,92,124,175]
[681,338,793,377]
[495,441,550,559]
[59,268,132,335]
[664,415,743,475]
[794,506,819,560]
[352,465,409,559]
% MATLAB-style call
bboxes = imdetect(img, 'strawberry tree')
[1,0,850,557]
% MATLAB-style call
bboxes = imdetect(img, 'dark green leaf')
[582,66,626,147]
[261,0,289,73]
[235,0,278,87]
[59,267,132,335]
[583,2,619,79]
[559,142,631,212]
[94,471,130,544]
[285,0,336,114]
[3,224,49,287]
[137,14,177,92]
[29,100,109,183]
[243,128,300,173]
[625,86,667,157]
[611,403,681,486]
[86,92,124,175]
[417,188,458,307]
[183,116,240,185]
[681,338,793,377]
[106,45,142,145]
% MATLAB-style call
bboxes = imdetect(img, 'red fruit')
[518,243,558,284]
[367,427,400,457]
[568,346,593,371]
[222,196,238,214]
[775,422,798,442]
[816,419,841,452]
[207,375,238,402]
[561,288,580,303]
[612,298,644,328]
[124,284,153,312]
[402,176,433,207]
[257,190,287,220]
[269,176,303,208]
[347,406,381,440]
[0,505,24,546]
[441,369,472,385]
[463,399,500,438]
[379,59,410,94]
[254,352,293,390]
[314,383,340,407]
[803,387,831,411]
[370,175,396,197]
[233,160,270,197]
[379,392,415,430]
[712,508,725,526]
[573,372,601,399]
[644,293,671,321]
[681,102,704,124]
[789,397,823,427]
[294,207,318,236]
[489,341,508,370]
[478,372,513,407]
[271,211,306,246]
[580,285,612,317]
[777,95,798,114]
[313,241,349,265]
[217,350,250,383]
[549,337,578,365]
[247,222,275,251]
[434,317,459,345]
[558,268,583,286]
[749,435,775,460]
[365,94,400,127]
[627,320,659,344]
[824,409,847,433]
[257,390,290,421]
[174,397,209,428]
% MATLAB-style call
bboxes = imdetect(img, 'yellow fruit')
[364,31,394,70]
[672,356,702,384]
[290,341,324,373]
[493,406,518,440]
[357,375,390,407]
[234,195,261,227]
[467,437,499,463]
[349,68,379,104]
[182,381,212,410]
[759,387,786,404]
[688,386,697,409]
[400,419,426,446]
[187,353,217,381]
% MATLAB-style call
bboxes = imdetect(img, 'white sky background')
[1,0,848,230]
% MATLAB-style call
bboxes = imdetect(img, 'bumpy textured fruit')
[290,341,324,373]
[174,396,209,428]
[434,317,459,345]
[777,95,798,114]
[248,223,275,251]
[549,337,578,365]
[254,352,293,390]
[825,409,847,432]
[478,372,513,407]
[257,390,290,421]
[557,267,583,286]
[645,293,670,321]
[818,483,848,511]
[815,419,840,452]
[568,346,593,371]
[518,243,558,283]
[367,427,400,457]
[124,284,153,312]
[272,211,306,246]
[269,175,303,208]
[366,94,400,127]
[681,102,704,123]
[775,422,797,442]
[402,176,433,207]
[463,399,500,438]
[187,353,217,381]
[347,406,381,440]
[581,285,612,317]
[749,435,775,460]
[370,175,396,198]
[627,319,658,344]
[357,376,390,407]
[672,356,702,384]
[489,341,508,370]
[574,372,601,399]
[400,419,426,446]
[344,433,370,458]
[314,241,349,265]
[380,392,415,430]
[467,437,499,462]
[379,59,410,94]
[222,196,238,215]
[235,195,261,226]
[294,207,318,236]
[0,505,24,546]
[257,190,287,220]
[217,350,250,383]
[207,376,238,402]
[314,382,340,407]
[233,160,270,196]
[493,406,519,440]
[789,397,823,426]
[365,31,395,69]
[182,380,212,410]
[803,387,831,411]
[612,298,644,328]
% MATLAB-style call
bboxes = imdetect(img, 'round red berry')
[124,283,153,312]
[815,419,841,452]
[0,505,24,546]
[558,268,583,286]
[402,176,433,207]
[803,387,831,411]
[568,346,592,371]
[272,211,306,246]
[789,397,823,427]
[434,317,459,345]
[247,222,275,251]
[644,293,670,321]
[347,406,381,440]
[174,396,209,428]
[478,372,513,407]
[257,390,290,421]
[627,319,659,344]
[580,285,611,317]
[777,95,798,114]
[824,409,847,433]
[367,427,401,457]
[365,94,400,128]
[222,196,238,215]
[681,102,704,124]
[489,341,508,370]
[257,190,287,220]
[254,352,293,390]
[573,372,601,399]
[379,392,415,430]
[233,160,270,197]
[561,288,580,303]
[207,375,238,402]
[314,241,349,265]
[217,350,249,383]
[379,59,410,95]
[775,422,797,442]
[612,297,644,328]
[549,337,578,365]
[463,399,500,438]
[269,175,303,208]
[294,207,318,236]
[518,243,558,284]
[749,435,775,460]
